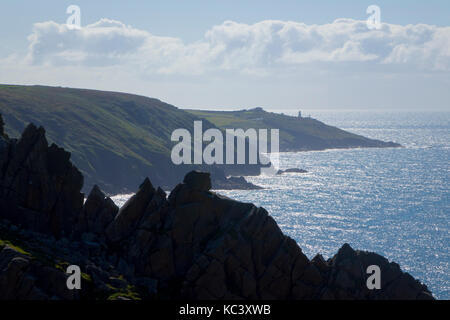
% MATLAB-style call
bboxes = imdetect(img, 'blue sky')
[2,0,449,53]
[1,1,449,110]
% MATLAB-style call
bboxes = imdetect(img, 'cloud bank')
[25,18,450,75]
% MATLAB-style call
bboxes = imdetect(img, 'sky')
[0,0,449,110]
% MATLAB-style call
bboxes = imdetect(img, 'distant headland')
[0,84,400,195]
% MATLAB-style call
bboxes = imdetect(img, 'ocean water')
[113,110,449,299]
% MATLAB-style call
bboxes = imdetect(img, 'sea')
[112,110,449,299]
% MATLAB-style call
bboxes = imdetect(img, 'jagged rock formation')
[0,122,84,238]
[0,115,7,139]
[0,116,434,300]
[0,85,401,195]
[0,244,78,300]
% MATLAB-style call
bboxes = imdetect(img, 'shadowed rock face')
[0,115,9,175]
[0,122,84,238]
[76,185,118,237]
[0,245,78,300]
[0,115,6,139]
[103,171,433,300]
[0,118,434,300]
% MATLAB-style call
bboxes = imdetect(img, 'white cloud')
[22,18,450,75]
[26,19,150,67]
[382,25,450,70]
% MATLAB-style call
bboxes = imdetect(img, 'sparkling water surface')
[113,110,449,299]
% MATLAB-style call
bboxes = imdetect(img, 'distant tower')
[298,110,302,118]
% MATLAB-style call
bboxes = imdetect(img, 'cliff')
[0,116,433,300]
[0,85,400,194]
[187,108,401,152]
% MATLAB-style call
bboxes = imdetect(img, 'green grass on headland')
[0,84,399,194]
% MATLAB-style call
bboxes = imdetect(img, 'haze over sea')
[113,110,449,299]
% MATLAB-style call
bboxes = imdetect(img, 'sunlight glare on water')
[112,110,449,299]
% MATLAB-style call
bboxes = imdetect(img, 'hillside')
[0,85,399,194]
[0,85,223,194]
[0,124,433,300]
[187,108,400,151]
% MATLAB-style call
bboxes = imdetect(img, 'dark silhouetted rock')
[183,171,212,191]
[0,123,84,238]
[321,243,434,300]
[0,115,10,173]
[105,178,155,243]
[0,245,77,300]
[0,114,6,139]
[105,171,433,300]
[77,185,118,236]
[0,117,435,300]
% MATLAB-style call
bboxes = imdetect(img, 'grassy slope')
[186,108,400,151]
[0,85,399,194]
[0,84,211,193]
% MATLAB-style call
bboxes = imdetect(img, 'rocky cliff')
[0,116,433,300]
[0,85,401,195]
